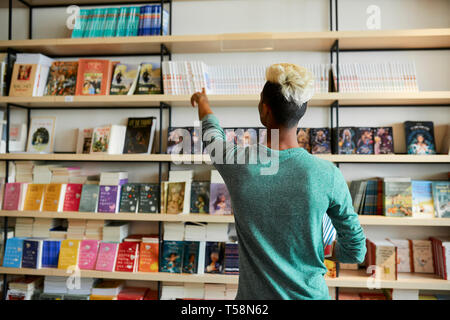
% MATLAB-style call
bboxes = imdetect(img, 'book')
[119,183,139,213]
[296,128,311,152]
[310,128,331,154]
[161,241,184,273]
[95,242,119,272]
[62,183,83,212]
[430,236,450,280]
[110,63,140,95]
[355,127,374,154]
[411,181,435,218]
[432,181,450,218]
[209,183,232,215]
[135,62,161,94]
[404,121,436,155]
[98,185,122,213]
[409,239,434,273]
[23,183,45,211]
[57,239,81,270]
[9,123,28,152]
[383,177,412,217]
[387,239,411,273]
[78,239,100,270]
[90,125,127,154]
[373,127,394,154]
[2,237,25,268]
[3,183,23,210]
[115,241,140,272]
[8,64,38,97]
[122,117,156,154]
[138,236,159,272]
[44,61,78,96]
[21,239,43,269]
[117,287,149,300]
[76,128,93,154]
[162,181,186,214]
[26,116,56,153]
[75,59,113,95]
[138,184,159,213]
[205,242,225,274]
[41,240,61,268]
[42,183,66,212]
[79,184,100,212]
[366,239,397,280]
[224,242,239,274]
[337,127,356,154]
[167,127,191,154]
[182,241,206,274]
[190,181,210,214]
[92,280,124,297]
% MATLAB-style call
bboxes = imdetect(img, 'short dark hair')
[261,81,307,128]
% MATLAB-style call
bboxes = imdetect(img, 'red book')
[376,178,384,215]
[3,183,23,210]
[143,290,158,300]
[115,242,139,272]
[75,59,113,96]
[117,287,149,300]
[63,183,83,212]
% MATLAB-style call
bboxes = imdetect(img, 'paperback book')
[432,181,449,218]
[122,117,156,154]
[138,184,160,213]
[110,63,140,95]
[411,180,435,218]
[190,182,210,214]
[119,183,139,213]
[135,62,161,94]
[384,178,412,217]
[75,59,113,96]
[310,128,331,154]
[355,127,374,154]
[296,128,311,152]
[374,127,394,154]
[44,61,78,96]
[161,241,184,273]
[205,242,225,274]
[26,117,56,153]
[404,121,436,155]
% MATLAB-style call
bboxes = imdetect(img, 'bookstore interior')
[0,0,449,303]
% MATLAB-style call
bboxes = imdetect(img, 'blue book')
[3,237,25,268]
[138,6,146,36]
[182,241,205,274]
[41,240,61,268]
[141,5,153,36]
[21,239,43,269]
[204,242,225,274]
[152,5,161,36]
[161,241,184,273]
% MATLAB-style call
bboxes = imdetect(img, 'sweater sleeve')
[326,166,367,264]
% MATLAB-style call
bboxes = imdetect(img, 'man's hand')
[191,88,213,120]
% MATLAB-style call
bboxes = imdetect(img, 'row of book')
[9,54,162,97]
[350,178,449,218]
[338,290,450,300]
[71,5,169,38]
[364,237,450,281]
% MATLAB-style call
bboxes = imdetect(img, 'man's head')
[258,63,314,129]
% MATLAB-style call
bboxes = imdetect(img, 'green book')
[104,8,119,37]
[119,183,140,213]
[98,8,108,37]
[82,9,94,38]
[115,7,129,37]
[127,6,140,36]
[138,184,160,213]
[432,181,449,218]
[79,184,100,212]
[71,8,87,38]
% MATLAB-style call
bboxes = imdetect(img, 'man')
[190,63,366,300]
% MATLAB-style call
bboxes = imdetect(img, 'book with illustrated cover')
[167,127,192,154]
[135,62,161,94]
[387,239,411,273]
[110,63,140,95]
[366,239,398,281]
[356,127,374,154]
[190,181,210,214]
[310,128,331,154]
[209,183,231,215]
[404,121,436,155]
[226,128,257,148]
[337,127,356,154]
[205,242,225,274]
[163,182,186,214]
[75,59,113,95]
[384,178,412,217]
[138,184,159,213]
[79,184,100,212]
[411,181,435,218]
[296,128,311,152]
[374,127,394,154]
[23,183,45,211]
[119,183,139,213]
[95,242,119,272]
[21,239,43,269]
[90,125,127,154]
[409,239,434,273]
[9,64,38,97]
[161,241,184,273]
[26,117,56,153]
[182,241,206,274]
[45,61,78,96]
[123,117,156,154]
[98,185,121,213]
[76,128,93,154]
[258,128,267,146]
[432,181,450,218]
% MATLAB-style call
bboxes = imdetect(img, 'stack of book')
[6,276,43,300]
[85,220,104,240]
[102,222,130,242]
[33,165,56,184]
[43,276,69,294]
[14,161,34,183]
[15,217,34,237]
[161,282,238,300]
[32,218,59,238]
[50,167,82,183]
[117,287,149,300]
[66,219,87,239]
[90,280,124,300]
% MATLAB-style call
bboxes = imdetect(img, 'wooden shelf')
[317,154,450,163]
[358,216,450,226]
[1,29,448,56]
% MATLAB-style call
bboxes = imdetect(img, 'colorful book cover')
[205,242,225,274]
[41,183,64,212]
[165,182,186,214]
[95,242,119,272]
[110,63,139,95]
[337,127,356,154]
[258,128,267,146]
[227,128,258,148]
[374,127,394,154]
[75,59,113,96]
[2,237,24,268]
[138,184,159,213]
[3,183,22,210]
[190,181,210,214]
[62,184,83,212]
[182,241,200,274]
[384,181,412,217]
[26,117,56,153]
[161,241,183,273]
[410,240,434,273]
[209,183,232,215]
[8,63,38,97]
[115,242,139,272]
[21,239,42,269]
[78,239,100,270]
[44,61,78,96]
[135,62,161,94]
[41,240,61,268]
[79,184,100,212]
[310,128,331,154]
[356,127,374,154]
[432,181,450,218]
[138,239,159,272]
[296,128,311,152]
[98,185,120,213]
[76,128,93,154]
[167,127,191,154]
[404,121,436,155]
[122,117,156,154]
[23,184,45,211]
[119,183,139,213]
[90,126,111,153]
[411,181,435,218]
[224,242,239,274]
[57,239,81,270]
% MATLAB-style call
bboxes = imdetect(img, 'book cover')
[41,240,61,268]
[21,239,43,269]
[224,242,239,274]
[2,237,24,268]
[123,117,156,154]
[135,62,161,94]
[76,128,93,154]
[119,183,139,213]
[62,183,83,212]
[296,128,311,152]
[138,184,159,213]
[310,128,331,154]
[3,183,22,210]
[404,121,436,155]
[75,59,113,95]
[230,128,258,148]
[9,63,38,97]
[432,181,449,218]
[78,239,100,270]
[337,127,356,154]
[182,241,200,274]
[79,184,100,212]
[410,240,434,273]
[139,238,159,272]
[44,61,78,96]
[167,127,191,155]
[23,184,45,211]
[412,181,435,218]
[90,126,111,153]
[57,239,81,270]
[205,242,225,274]
[384,181,412,217]
[165,182,186,214]
[190,181,210,214]
[98,185,120,213]
[110,63,140,95]
[95,242,119,272]
[41,183,64,212]
[115,241,139,272]
[26,117,56,153]
[356,127,374,154]
[117,287,149,300]
[258,128,267,146]
[374,127,394,154]
[374,241,397,281]
[161,241,183,273]
[387,239,411,273]
[209,183,232,215]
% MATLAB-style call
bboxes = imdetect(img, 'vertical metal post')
[8,0,13,40]
[169,0,172,35]
[334,0,339,31]
[336,40,340,93]
[5,104,10,154]
[160,0,164,36]
[29,7,33,39]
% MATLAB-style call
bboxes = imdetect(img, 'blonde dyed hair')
[265,63,315,105]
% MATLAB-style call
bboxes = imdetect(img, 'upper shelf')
[1,29,449,56]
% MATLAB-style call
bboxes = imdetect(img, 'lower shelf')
[0,267,448,290]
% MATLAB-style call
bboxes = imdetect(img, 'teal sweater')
[202,114,367,300]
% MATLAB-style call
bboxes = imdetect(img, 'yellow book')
[42,184,66,212]
[89,295,117,300]
[23,184,45,211]
[57,239,81,270]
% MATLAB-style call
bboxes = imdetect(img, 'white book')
[162,222,185,241]
[8,123,27,152]
[206,223,229,242]
[184,222,207,241]
[183,283,204,299]
[18,183,29,211]
[90,124,126,155]
[161,284,184,300]
[210,169,225,184]
[26,116,56,154]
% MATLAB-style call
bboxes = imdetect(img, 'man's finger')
[201,88,206,94]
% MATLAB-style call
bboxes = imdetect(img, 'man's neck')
[266,126,299,151]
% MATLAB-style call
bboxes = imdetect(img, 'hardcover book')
[296,128,311,152]
[310,128,331,154]
[41,240,61,268]
[337,127,357,154]
[21,239,43,269]
[374,127,394,154]
[62,184,83,212]
[79,184,100,212]
[42,183,66,212]
[90,125,127,154]
[115,241,139,272]
[205,242,225,274]
[75,59,113,95]
[182,241,206,274]
[161,241,184,273]
[209,183,232,215]
[387,239,411,273]
[9,63,39,97]
[411,181,435,218]
[98,185,121,213]
[138,184,159,213]
[384,178,412,217]
[356,127,374,154]
[44,61,78,96]
[3,183,23,210]
[57,239,81,270]
[138,237,159,272]
[26,117,56,153]
[23,184,45,211]
[410,239,434,273]
[432,181,450,218]
[110,63,140,95]
[2,237,25,268]
[404,121,436,155]
[78,239,100,270]
[190,181,210,214]
[95,242,119,272]
[119,183,140,213]
[135,62,161,94]
[163,182,186,214]
[367,239,397,281]
[122,117,156,154]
